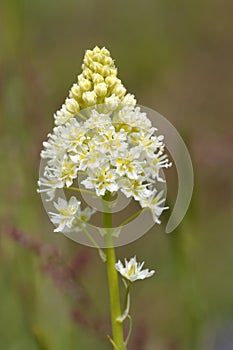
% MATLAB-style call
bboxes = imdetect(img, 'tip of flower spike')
[53,45,136,125]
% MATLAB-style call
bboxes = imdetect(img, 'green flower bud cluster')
[54,46,136,125]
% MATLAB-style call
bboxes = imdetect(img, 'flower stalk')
[103,194,125,350]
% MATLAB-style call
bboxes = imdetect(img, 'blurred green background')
[1,0,233,349]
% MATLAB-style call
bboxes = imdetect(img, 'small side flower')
[140,190,168,224]
[49,196,95,233]
[115,256,155,283]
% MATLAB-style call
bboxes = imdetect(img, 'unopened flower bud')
[93,46,101,54]
[92,53,103,63]
[69,83,82,100]
[90,61,102,73]
[110,68,117,76]
[113,83,126,98]
[85,49,94,58]
[79,78,92,91]
[100,47,110,56]
[103,56,113,66]
[94,82,108,97]
[92,73,104,84]
[102,66,111,77]
[105,75,119,87]
[82,67,92,79]
[65,98,80,114]
[82,91,97,106]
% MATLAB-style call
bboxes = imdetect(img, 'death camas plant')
[38,46,171,349]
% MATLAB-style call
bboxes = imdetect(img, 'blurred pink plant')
[2,226,108,337]
[3,227,150,347]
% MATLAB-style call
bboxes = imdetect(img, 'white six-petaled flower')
[49,196,95,233]
[115,256,155,282]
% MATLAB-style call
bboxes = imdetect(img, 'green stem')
[124,315,132,346]
[122,283,130,316]
[81,226,106,262]
[64,186,96,197]
[103,194,125,350]
[113,208,147,237]
[76,111,87,120]
[119,208,146,228]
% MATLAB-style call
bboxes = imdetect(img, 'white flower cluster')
[38,103,171,224]
[54,46,136,126]
[115,256,155,282]
[38,46,172,231]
